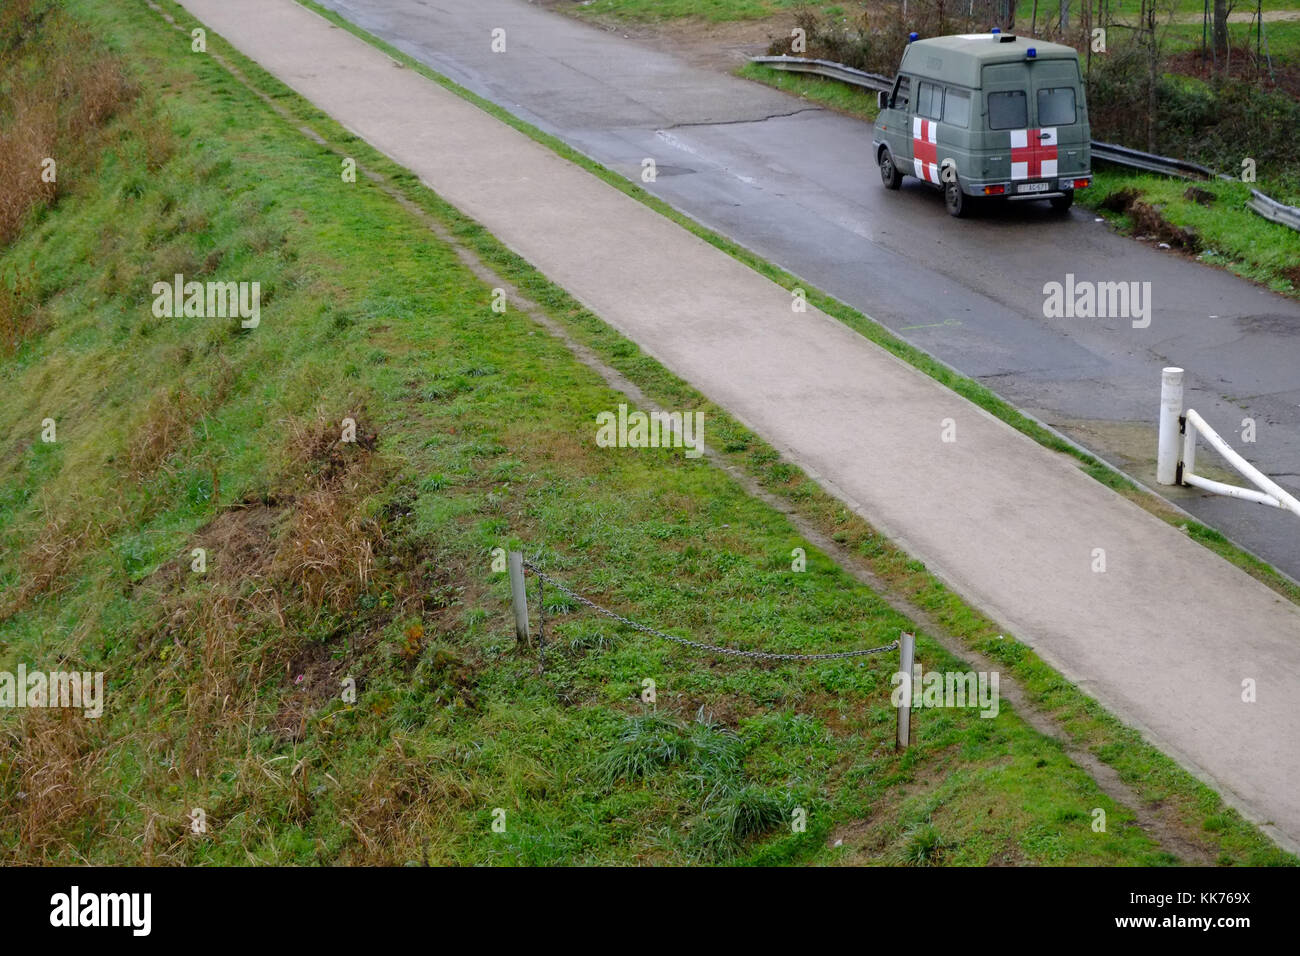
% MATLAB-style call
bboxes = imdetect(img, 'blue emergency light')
[1027,47,1037,58]
[909,32,919,42]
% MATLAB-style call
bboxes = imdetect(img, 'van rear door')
[979,63,1032,188]
[981,59,1086,193]
[1029,59,1089,179]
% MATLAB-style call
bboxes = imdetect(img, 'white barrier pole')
[1183,410,1300,516]
[1157,367,1184,485]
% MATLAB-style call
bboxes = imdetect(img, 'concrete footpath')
[176,0,1300,848]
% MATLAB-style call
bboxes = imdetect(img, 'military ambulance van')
[873,31,1091,217]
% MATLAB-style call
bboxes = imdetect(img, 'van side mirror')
[878,90,889,110]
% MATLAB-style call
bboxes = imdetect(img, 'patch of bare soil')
[538,0,788,72]
[1100,187,1203,253]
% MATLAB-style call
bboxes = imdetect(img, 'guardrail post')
[1157,367,1184,486]
[896,631,915,751]
[508,551,529,645]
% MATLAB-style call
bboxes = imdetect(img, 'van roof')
[901,34,1080,88]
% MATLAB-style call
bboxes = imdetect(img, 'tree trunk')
[1213,0,1229,64]
[1146,1,1159,152]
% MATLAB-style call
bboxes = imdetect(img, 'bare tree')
[1213,0,1229,67]
[1142,0,1160,150]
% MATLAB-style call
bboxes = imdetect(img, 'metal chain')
[524,560,899,662]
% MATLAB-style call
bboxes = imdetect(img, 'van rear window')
[988,90,1026,130]
[1037,87,1077,126]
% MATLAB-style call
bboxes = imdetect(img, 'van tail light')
[1073,177,1092,189]
[983,184,1006,195]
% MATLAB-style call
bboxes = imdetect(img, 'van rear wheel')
[944,180,969,218]
[879,149,902,190]
[1049,193,1074,213]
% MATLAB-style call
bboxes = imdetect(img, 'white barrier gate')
[1156,367,1300,517]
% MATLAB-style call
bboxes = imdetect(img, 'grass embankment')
[0,0,1289,866]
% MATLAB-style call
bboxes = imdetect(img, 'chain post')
[508,551,529,646]
[896,631,915,751]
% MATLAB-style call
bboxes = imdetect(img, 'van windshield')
[988,90,1027,130]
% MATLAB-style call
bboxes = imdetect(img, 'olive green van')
[873,31,1092,217]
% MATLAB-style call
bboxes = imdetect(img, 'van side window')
[891,75,910,110]
[1037,87,1077,126]
[943,88,971,128]
[988,90,1027,130]
[916,81,943,120]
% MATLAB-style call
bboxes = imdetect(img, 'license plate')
[1017,182,1050,194]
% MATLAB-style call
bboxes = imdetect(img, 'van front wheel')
[880,149,902,190]
[944,181,969,218]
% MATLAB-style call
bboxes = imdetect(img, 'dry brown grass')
[0,0,135,246]
[0,263,42,356]
[273,485,381,615]
[124,386,202,482]
[178,591,260,777]
[0,496,107,620]
[1,405,395,858]
[1,708,107,861]
[340,737,479,864]
[272,414,384,614]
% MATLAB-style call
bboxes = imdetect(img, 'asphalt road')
[317,0,1300,577]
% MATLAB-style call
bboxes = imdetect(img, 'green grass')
[1160,21,1300,63]
[1081,168,1300,295]
[738,61,881,119]
[572,0,821,22]
[0,0,1292,868]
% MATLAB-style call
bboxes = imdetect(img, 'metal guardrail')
[1087,141,1220,181]
[1247,189,1300,232]
[749,54,1300,232]
[749,55,894,92]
